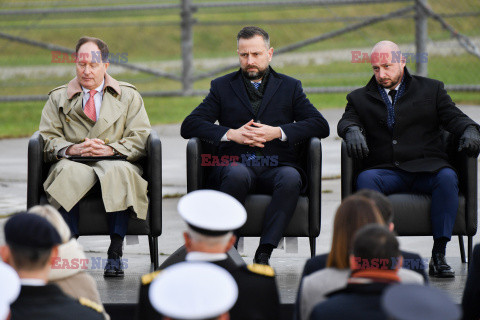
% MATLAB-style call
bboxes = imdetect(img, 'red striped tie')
[84,89,97,122]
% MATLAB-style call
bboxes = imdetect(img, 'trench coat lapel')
[88,91,126,138]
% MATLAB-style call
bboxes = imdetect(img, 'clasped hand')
[66,138,115,157]
[226,120,281,148]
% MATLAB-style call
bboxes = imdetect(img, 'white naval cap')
[149,262,238,319]
[0,261,20,319]
[0,303,8,320]
[178,190,247,236]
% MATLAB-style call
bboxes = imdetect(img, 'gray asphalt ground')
[0,105,479,305]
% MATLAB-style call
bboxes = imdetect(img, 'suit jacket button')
[105,138,110,144]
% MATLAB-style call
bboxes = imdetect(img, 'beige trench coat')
[39,74,151,219]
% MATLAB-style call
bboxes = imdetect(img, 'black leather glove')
[458,126,480,157]
[345,126,369,159]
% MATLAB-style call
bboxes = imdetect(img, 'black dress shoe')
[429,253,455,278]
[104,252,124,277]
[253,252,270,266]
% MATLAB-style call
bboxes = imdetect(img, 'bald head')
[371,40,401,57]
[370,40,405,89]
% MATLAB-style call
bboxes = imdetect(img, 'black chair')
[341,132,477,263]
[27,130,162,269]
[186,137,322,257]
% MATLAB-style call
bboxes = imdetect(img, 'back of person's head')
[327,195,384,269]
[2,213,61,272]
[351,224,400,271]
[185,227,234,251]
[355,189,394,224]
[28,205,71,244]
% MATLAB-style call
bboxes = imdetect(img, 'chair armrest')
[453,151,478,236]
[307,137,322,236]
[27,131,44,208]
[341,140,355,199]
[186,138,204,192]
[146,130,162,237]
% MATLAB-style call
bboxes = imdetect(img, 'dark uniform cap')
[5,212,62,249]
[382,284,461,320]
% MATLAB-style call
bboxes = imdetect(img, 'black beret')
[5,212,62,249]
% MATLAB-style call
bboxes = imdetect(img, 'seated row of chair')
[27,130,477,269]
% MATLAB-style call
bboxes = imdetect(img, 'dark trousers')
[356,167,458,240]
[59,205,130,238]
[211,162,302,246]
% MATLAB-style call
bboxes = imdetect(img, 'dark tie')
[386,90,397,130]
[388,90,397,104]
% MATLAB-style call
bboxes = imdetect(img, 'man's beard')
[242,66,267,81]
[378,75,401,89]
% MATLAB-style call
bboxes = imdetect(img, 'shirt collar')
[82,79,104,96]
[384,78,403,95]
[185,252,228,262]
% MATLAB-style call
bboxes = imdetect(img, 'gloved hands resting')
[345,126,369,159]
[458,126,480,157]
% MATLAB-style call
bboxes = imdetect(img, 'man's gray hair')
[186,227,233,247]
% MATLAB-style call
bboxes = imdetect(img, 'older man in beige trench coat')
[39,36,151,277]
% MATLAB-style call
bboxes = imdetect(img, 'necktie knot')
[388,90,397,101]
[89,89,97,98]
[252,81,261,90]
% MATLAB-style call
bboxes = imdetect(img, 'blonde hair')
[28,205,71,243]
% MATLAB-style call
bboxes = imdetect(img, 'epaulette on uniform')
[141,270,161,285]
[78,297,103,313]
[118,81,137,91]
[48,85,67,95]
[247,263,275,277]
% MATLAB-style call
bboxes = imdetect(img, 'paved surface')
[0,105,479,306]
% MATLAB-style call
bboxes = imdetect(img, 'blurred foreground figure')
[137,190,280,320]
[1,213,103,320]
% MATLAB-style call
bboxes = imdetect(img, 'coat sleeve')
[279,80,330,146]
[39,92,75,163]
[435,81,480,136]
[180,80,231,146]
[337,92,364,139]
[108,89,151,162]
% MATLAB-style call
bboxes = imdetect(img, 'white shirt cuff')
[279,128,287,141]
[58,146,69,158]
[221,133,229,142]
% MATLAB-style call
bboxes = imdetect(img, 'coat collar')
[229,67,282,117]
[66,73,121,100]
